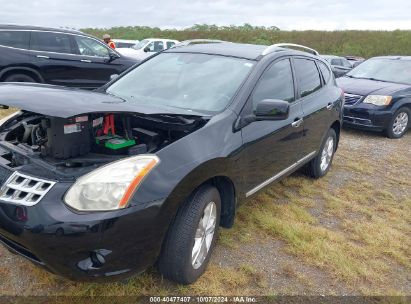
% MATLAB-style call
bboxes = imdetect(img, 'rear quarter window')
[294,58,322,97]
[318,61,332,84]
[0,31,30,49]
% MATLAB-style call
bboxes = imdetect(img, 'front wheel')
[386,107,409,139]
[158,185,221,284]
[305,128,337,179]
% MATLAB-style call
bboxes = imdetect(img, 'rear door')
[29,31,80,87]
[241,58,305,195]
[294,58,334,156]
[0,30,31,76]
[71,35,125,89]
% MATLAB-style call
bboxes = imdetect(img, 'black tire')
[385,107,410,139]
[305,128,337,179]
[4,73,37,83]
[158,185,221,284]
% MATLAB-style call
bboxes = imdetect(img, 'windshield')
[106,53,255,113]
[132,39,149,50]
[347,58,411,84]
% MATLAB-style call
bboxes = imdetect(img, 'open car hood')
[0,83,202,118]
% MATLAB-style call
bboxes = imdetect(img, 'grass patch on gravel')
[221,134,410,292]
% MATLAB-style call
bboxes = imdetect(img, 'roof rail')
[171,39,227,48]
[262,43,319,56]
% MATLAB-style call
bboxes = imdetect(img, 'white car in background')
[113,39,139,48]
[116,38,179,60]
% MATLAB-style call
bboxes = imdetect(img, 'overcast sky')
[1,0,410,31]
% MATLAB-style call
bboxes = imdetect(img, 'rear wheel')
[4,73,37,83]
[305,128,337,179]
[158,185,221,284]
[386,107,409,139]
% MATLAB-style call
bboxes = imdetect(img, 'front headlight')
[64,155,159,211]
[363,95,392,106]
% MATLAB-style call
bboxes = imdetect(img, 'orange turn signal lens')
[118,158,159,208]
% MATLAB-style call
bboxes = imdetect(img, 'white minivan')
[116,38,179,60]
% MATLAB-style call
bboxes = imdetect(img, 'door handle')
[326,103,333,110]
[81,59,92,63]
[36,55,49,59]
[291,118,303,128]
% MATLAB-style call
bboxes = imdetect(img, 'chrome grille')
[0,172,55,206]
[344,93,363,106]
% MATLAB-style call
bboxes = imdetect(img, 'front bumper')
[0,180,166,282]
[343,103,392,131]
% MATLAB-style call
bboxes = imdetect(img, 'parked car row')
[0,28,409,287]
[115,38,179,60]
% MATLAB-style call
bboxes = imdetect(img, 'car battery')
[42,116,91,159]
[95,135,136,155]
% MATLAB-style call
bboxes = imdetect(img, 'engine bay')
[0,111,207,179]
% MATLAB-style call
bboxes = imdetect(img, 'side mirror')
[254,99,290,121]
[108,52,120,62]
[143,47,150,52]
[110,74,119,81]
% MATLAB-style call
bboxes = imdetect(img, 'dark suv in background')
[0,25,138,89]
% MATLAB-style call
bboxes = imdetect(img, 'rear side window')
[331,58,342,66]
[251,59,295,108]
[341,58,352,68]
[318,61,332,84]
[31,31,73,54]
[0,31,30,49]
[294,59,322,97]
[166,41,176,49]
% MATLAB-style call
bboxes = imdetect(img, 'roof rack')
[262,43,319,56]
[171,39,227,48]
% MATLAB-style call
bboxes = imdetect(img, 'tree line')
[82,24,411,58]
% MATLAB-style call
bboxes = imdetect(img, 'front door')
[71,35,124,89]
[241,58,305,196]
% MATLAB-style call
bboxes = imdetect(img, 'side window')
[294,58,322,97]
[330,59,341,66]
[251,59,295,109]
[341,58,352,68]
[0,31,30,49]
[73,36,110,57]
[31,32,73,54]
[166,41,176,49]
[153,41,164,52]
[145,42,155,52]
[318,61,332,84]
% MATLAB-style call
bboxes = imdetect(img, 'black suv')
[0,43,343,284]
[0,25,138,89]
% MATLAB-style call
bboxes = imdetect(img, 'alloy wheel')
[192,201,217,269]
[392,112,409,136]
[320,136,334,172]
